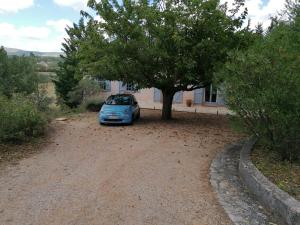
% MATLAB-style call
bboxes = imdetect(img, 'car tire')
[129,114,134,125]
[136,111,140,120]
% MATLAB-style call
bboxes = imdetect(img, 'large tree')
[79,0,249,119]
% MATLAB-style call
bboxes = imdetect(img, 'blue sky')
[0,1,79,27]
[0,0,285,52]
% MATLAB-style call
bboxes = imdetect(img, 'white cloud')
[94,15,105,23]
[0,0,34,13]
[46,19,73,32]
[0,22,65,52]
[53,0,88,10]
[0,1,287,52]
[0,23,50,40]
[221,0,286,29]
[0,18,76,52]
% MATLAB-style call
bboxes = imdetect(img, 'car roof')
[109,94,134,97]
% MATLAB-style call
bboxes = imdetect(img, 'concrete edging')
[238,138,300,225]
[210,142,276,225]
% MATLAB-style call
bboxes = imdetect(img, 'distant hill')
[4,47,61,58]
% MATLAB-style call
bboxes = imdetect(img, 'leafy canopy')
[80,0,249,91]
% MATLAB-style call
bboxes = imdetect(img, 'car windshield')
[105,95,132,105]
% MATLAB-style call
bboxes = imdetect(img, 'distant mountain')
[4,47,61,58]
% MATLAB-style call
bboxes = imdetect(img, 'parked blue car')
[99,94,140,125]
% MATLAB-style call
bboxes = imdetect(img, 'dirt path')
[0,109,240,225]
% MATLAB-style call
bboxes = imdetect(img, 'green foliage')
[217,4,300,161]
[37,72,56,84]
[67,77,101,106]
[0,95,46,143]
[29,87,53,113]
[0,47,50,143]
[77,0,251,119]
[82,96,105,112]
[54,19,86,108]
[0,47,39,97]
[36,57,61,72]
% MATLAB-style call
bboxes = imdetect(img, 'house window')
[154,88,162,102]
[126,83,135,91]
[173,91,183,104]
[97,79,111,92]
[194,88,204,104]
[205,84,217,103]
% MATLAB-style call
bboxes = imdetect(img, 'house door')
[205,85,217,103]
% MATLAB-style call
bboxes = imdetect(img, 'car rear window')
[106,95,132,105]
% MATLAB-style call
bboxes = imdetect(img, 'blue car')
[99,94,140,125]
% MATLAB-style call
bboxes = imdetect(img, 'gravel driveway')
[0,109,240,225]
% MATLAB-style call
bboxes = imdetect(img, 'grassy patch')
[252,146,300,201]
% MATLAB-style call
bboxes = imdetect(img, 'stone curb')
[210,142,276,225]
[239,138,300,225]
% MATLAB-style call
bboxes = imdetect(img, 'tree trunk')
[162,90,175,120]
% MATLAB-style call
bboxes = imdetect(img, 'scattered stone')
[55,118,68,122]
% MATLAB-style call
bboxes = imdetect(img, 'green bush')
[67,78,101,107]
[217,17,300,161]
[0,96,46,143]
[0,47,39,98]
[29,87,53,113]
[82,96,104,112]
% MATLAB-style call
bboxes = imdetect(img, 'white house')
[98,81,230,114]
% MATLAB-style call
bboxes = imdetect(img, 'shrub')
[82,96,104,112]
[67,78,101,107]
[0,95,46,143]
[217,19,300,162]
[29,87,53,113]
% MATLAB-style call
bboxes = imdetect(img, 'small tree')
[54,19,86,107]
[78,0,249,119]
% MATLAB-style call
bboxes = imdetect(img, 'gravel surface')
[0,109,240,225]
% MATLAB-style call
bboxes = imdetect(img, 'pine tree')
[54,19,85,107]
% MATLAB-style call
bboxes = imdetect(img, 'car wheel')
[129,114,134,125]
[136,111,140,120]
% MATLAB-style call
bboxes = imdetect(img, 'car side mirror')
[134,101,138,105]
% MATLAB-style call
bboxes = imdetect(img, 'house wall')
[100,81,231,115]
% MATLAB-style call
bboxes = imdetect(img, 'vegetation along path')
[0,109,240,225]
